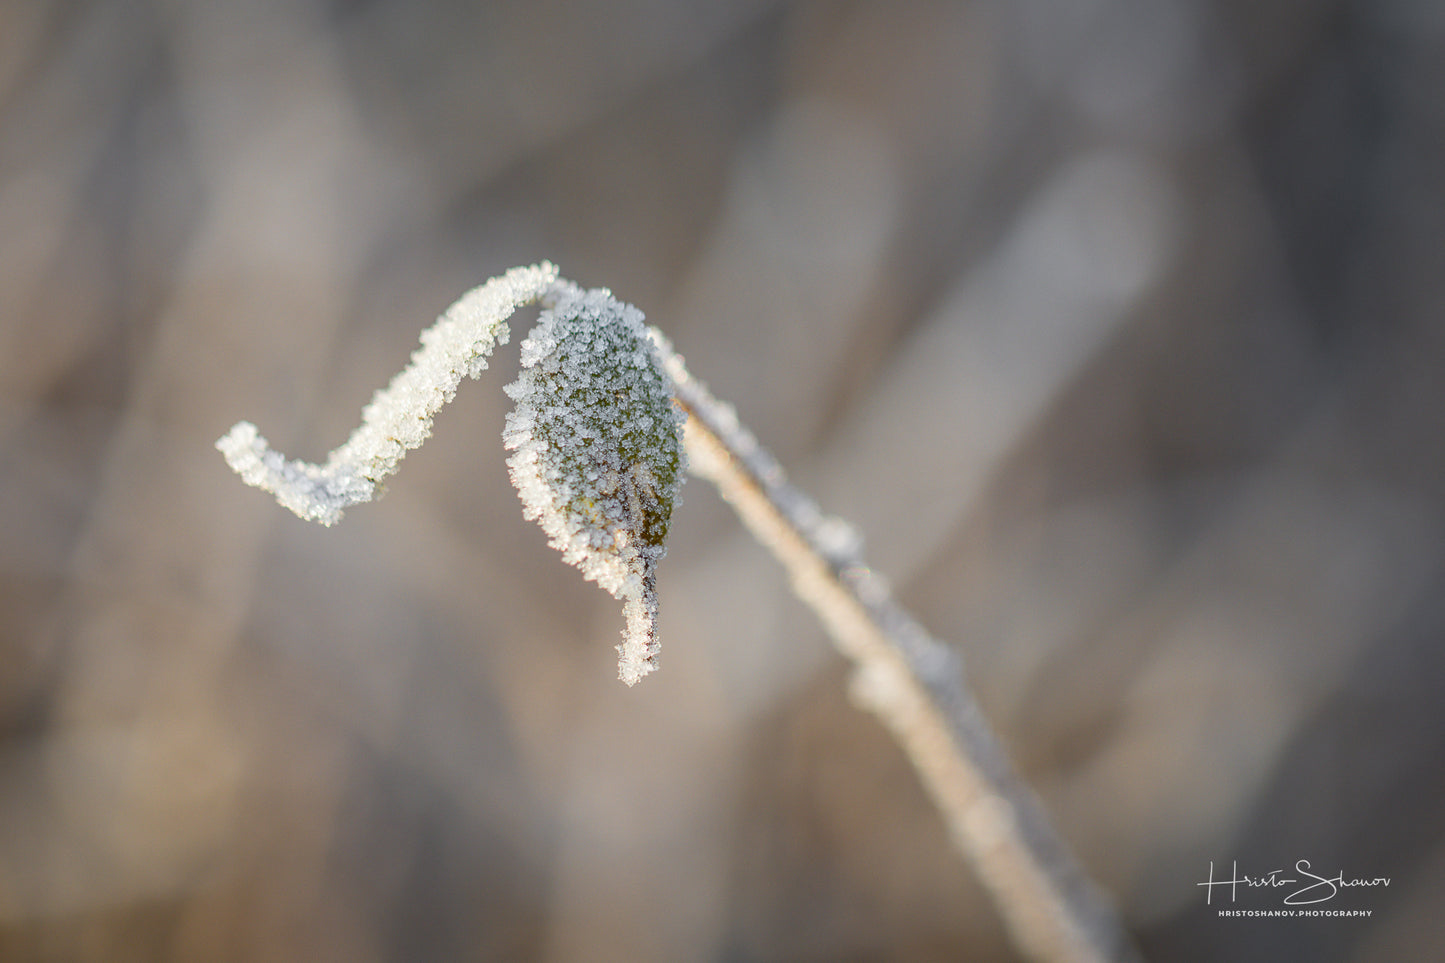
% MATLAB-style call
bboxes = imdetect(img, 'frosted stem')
[217,263,1136,957]
[654,332,1140,963]
[216,262,561,525]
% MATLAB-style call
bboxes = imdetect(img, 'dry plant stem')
[660,344,1140,963]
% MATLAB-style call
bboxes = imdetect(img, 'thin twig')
[216,262,1138,959]
[656,334,1141,963]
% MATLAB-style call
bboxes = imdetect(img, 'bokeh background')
[3,0,1444,960]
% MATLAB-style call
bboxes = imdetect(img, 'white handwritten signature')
[1197,860,1390,906]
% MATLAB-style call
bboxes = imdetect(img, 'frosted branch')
[218,264,1137,959]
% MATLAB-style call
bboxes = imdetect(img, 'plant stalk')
[658,339,1141,963]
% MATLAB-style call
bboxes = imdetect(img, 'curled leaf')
[217,264,684,685]
[503,284,685,685]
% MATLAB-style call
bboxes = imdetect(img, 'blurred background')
[2,0,1443,959]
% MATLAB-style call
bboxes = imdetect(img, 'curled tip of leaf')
[503,284,685,684]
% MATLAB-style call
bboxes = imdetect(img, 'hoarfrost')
[216,263,684,685]
[216,262,559,525]
[504,283,685,686]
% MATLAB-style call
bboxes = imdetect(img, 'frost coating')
[215,262,559,525]
[503,284,685,685]
[216,263,683,686]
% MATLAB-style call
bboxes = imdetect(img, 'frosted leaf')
[217,263,684,686]
[503,284,685,685]
[215,262,559,525]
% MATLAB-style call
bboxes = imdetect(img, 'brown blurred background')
[3,1,1444,960]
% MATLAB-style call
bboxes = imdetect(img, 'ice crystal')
[216,263,683,685]
[503,283,685,685]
